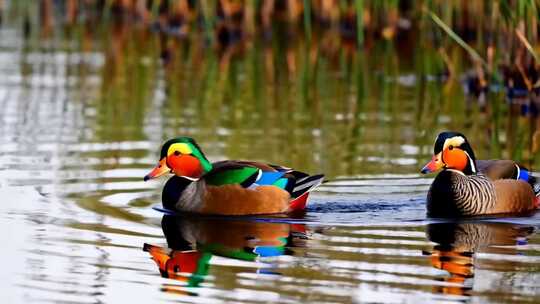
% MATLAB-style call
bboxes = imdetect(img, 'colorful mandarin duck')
[421,131,540,217]
[144,137,324,215]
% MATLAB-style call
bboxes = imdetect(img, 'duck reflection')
[143,215,307,286]
[424,221,534,296]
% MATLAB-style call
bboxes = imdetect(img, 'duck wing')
[477,159,540,196]
[204,160,324,200]
[477,160,519,180]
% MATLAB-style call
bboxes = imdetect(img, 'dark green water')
[1,2,539,303]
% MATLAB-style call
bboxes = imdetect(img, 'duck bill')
[144,158,170,181]
[143,243,171,270]
[421,154,443,174]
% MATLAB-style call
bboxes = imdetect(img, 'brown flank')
[492,179,536,214]
[201,185,290,215]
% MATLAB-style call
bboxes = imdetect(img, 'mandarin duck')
[420,131,540,217]
[144,137,324,215]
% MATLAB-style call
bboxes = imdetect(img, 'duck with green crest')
[144,137,324,215]
[421,131,540,217]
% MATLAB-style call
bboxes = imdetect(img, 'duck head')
[421,132,477,175]
[144,137,212,181]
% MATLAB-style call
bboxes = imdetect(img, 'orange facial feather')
[168,155,203,178]
[442,148,468,171]
[165,251,201,276]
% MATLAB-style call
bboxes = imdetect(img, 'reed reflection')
[424,222,535,297]
[143,215,307,289]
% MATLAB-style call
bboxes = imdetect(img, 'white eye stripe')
[443,136,465,151]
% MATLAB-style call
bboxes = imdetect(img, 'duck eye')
[174,151,180,156]
[448,145,454,150]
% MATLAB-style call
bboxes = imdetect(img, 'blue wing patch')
[256,171,286,186]
[518,168,530,182]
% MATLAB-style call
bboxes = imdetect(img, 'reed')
[18,1,539,47]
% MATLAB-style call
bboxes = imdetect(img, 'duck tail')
[289,192,310,211]
[288,174,325,211]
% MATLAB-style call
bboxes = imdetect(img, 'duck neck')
[462,149,477,176]
[462,160,477,175]
[176,179,207,212]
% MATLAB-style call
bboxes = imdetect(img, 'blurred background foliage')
[2,0,540,178]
